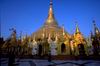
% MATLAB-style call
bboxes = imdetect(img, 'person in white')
[48,38,57,55]
[32,39,38,55]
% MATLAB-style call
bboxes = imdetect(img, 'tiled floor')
[1,58,100,66]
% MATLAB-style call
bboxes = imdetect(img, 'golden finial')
[50,0,53,5]
[48,0,53,19]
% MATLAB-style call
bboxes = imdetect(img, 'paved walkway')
[1,58,100,66]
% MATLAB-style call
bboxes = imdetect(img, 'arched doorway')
[43,41,49,55]
[61,43,66,53]
[38,44,42,56]
[78,44,85,55]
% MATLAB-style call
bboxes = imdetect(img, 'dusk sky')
[1,0,100,39]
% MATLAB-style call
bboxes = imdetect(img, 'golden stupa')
[32,0,70,41]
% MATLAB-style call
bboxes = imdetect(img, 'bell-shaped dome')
[44,0,58,27]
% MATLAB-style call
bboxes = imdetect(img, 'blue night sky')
[1,0,100,39]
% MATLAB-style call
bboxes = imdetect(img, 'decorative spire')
[75,22,80,34]
[42,28,45,38]
[25,33,28,41]
[20,31,22,38]
[90,31,93,39]
[50,0,53,8]
[33,35,35,41]
[9,28,16,39]
[44,0,58,26]
[93,20,99,35]
[49,0,53,18]
[62,24,65,36]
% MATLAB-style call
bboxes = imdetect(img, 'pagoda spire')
[19,31,22,41]
[48,0,53,19]
[62,24,65,36]
[33,35,35,41]
[93,20,99,35]
[9,28,16,39]
[90,31,94,39]
[44,0,58,26]
[42,28,45,38]
[75,22,80,34]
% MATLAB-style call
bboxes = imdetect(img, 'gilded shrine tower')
[32,0,70,41]
[32,0,70,55]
